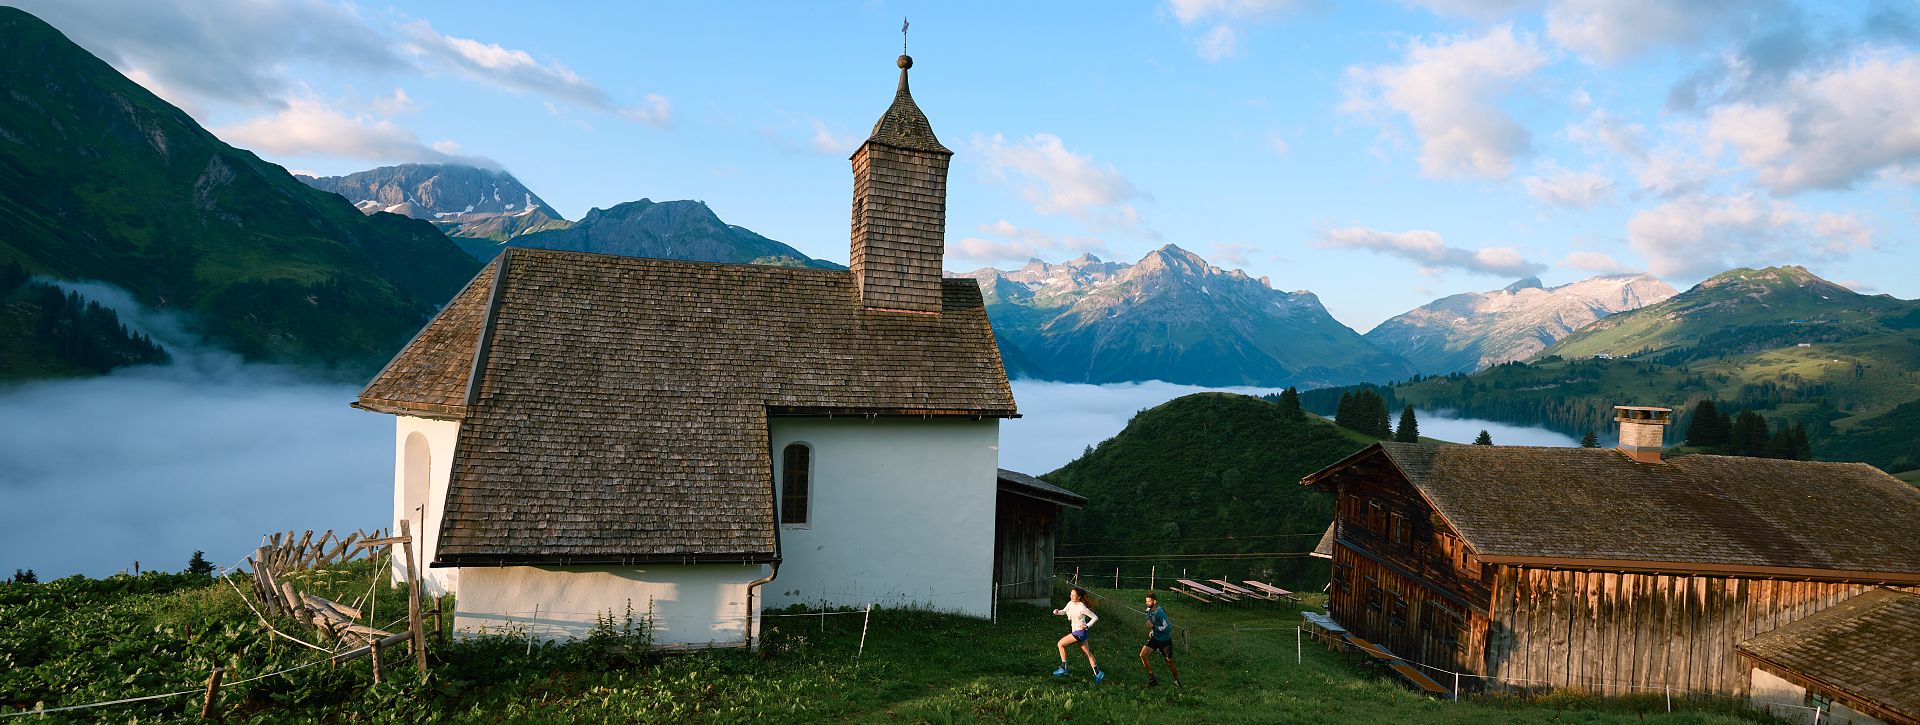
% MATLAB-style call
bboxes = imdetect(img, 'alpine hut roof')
[997,469,1087,509]
[1736,588,1920,724]
[1303,442,1920,582]
[357,247,1016,566]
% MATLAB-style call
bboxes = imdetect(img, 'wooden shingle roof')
[1737,588,1920,724]
[1305,442,1920,582]
[358,247,1016,565]
[864,59,950,155]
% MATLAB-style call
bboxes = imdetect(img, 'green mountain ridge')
[1045,392,1377,588]
[1310,266,1920,472]
[0,7,481,379]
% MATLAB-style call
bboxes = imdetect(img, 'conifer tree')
[1334,391,1355,430]
[10,569,35,584]
[1368,392,1392,438]
[1685,400,1728,448]
[186,550,214,577]
[1277,387,1304,420]
[1394,405,1420,443]
[1474,430,1493,446]
[1580,430,1599,448]
[1729,410,1770,457]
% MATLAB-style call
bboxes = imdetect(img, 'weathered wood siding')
[1483,567,1891,695]
[994,492,1057,601]
[1325,456,1493,677]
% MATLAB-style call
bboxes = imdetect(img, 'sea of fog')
[0,283,1571,578]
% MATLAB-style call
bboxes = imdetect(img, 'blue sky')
[17,0,1920,329]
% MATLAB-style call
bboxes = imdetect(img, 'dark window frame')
[780,442,813,527]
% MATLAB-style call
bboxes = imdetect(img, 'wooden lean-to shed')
[1299,406,1920,698]
[994,469,1086,605]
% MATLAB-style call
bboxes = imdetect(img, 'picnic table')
[1174,578,1235,602]
[1347,634,1451,696]
[1209,579,1259,598]
[1241,580,1302,603]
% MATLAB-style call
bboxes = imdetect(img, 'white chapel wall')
[765,417,999,617]
[454,564,763,646]
[393,415,460,596]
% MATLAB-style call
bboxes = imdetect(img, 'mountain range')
[0,7,479,377]
[297,164,571,250]
[509,198,843,269]
[1366,274,1677,375]
[962,246,1416,387]
[1336,265,1920,473]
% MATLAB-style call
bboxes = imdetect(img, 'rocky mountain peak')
[1366,273,1679,374]
[1504,276,1544,293]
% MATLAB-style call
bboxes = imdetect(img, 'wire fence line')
[1290,624,1830,720]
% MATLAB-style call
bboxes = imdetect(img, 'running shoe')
[1052,664,1070,677]
[1094,668,1106,684]
[1147,675,1159,687]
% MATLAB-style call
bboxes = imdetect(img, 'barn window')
[1363,576,1382,612]
[1368,501,1386,534]
[1426,603,1464,651]
[1334,562,1352,592]
[1390,595,1407,631]
[1390,512,1406,544]
[780,443,812,526]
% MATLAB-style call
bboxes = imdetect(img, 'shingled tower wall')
[850,54,954,314]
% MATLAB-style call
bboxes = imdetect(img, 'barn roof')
[357,248,1016,565]
[1311,522,1336,559]
[1303,442,1920,582]
[1737,588,1920,724]
[997,469,1087,509]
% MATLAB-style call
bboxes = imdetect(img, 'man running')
[1140,592,1181,687]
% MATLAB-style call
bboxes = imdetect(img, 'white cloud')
[1403,0,1542,20]
[1208,241,1257,266]
[1560,251,1631,274]
[1522,165,1615,208]
[1546,0,1767,65]
[974,133,1156,238]
[808,120,862,155]
[1626,193,1874,278]
[213,96,494,167]
[400,20,671,128]
[1316,226,1547,276]
[1705,48,1920,193]
[1267,131,1291,156]
[1342,25,1549,179]
[950,221,1108,266]
[1564,108,1647,160]
[12,0,401,109]
[371,88,419,116]
[1165,0,1300,61]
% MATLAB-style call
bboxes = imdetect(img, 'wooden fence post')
[198,667,222,719]
[399,519,426,674]
[1114,568,1119,589]
[1150,566,1156,592]
[857,603,872,659]
[370,641,384,685]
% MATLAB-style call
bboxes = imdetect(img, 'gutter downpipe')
[745,445,784,651]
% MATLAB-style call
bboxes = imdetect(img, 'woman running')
[1051,587,1104,683]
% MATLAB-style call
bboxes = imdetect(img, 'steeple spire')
[849,45,953,314]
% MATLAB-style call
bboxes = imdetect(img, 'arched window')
[781,443,811,526]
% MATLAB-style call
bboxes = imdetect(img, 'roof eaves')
[463,247,512,408]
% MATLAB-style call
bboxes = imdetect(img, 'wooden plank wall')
[993,493,1057,601]
[1329,544,1489,678]
[1482,566,1890,696]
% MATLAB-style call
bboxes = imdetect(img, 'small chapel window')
[781,443,812,526]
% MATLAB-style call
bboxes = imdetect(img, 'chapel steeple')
[849,50,953,314]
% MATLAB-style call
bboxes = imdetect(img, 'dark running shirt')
[1147,606,1172,642]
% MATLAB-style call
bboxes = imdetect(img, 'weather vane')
[902,17,910,55]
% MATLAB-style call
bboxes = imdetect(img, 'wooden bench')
[1210,579,1259,598]
[1346,634,1451,696]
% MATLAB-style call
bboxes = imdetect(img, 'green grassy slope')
[1045,393,1379,589]
[0,7,480,378]
[0,563,1779,723]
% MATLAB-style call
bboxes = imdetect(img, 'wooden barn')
[1300,406,1920,702]
[993,469,1087,605]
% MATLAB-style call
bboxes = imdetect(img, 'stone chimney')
[1615,406,1672,463]
[849,53,953,314]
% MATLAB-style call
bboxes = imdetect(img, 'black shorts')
[1144,638,1174,653]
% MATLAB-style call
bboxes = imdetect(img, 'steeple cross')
[902,17,910,54]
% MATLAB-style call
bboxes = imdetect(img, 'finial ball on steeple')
[897,54,913,70]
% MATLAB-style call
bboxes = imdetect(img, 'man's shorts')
[1144,638,1174,653]
[1072,629,1089,643]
